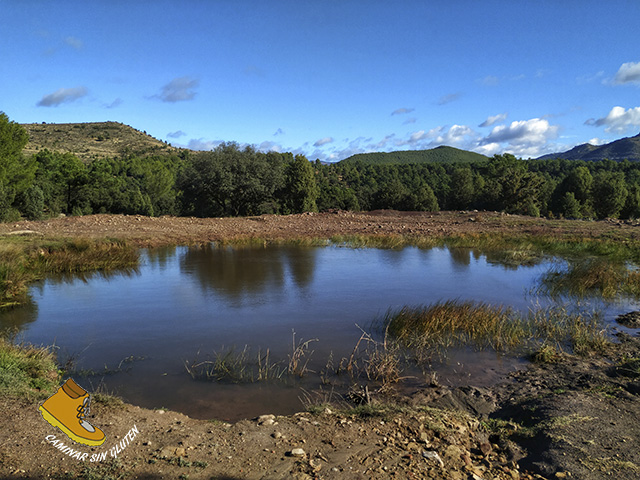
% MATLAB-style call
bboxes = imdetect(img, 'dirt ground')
[1,211,639,479]
[2,210,640,248]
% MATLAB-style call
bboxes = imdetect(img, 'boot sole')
[39,405,106,446]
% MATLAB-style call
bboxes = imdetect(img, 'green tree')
[592,171,627,219]
[282,155,318,214]
[448,167,474,209]
[560,192,581,219]
[0,112,35,219]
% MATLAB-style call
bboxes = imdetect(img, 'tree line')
[1,113,639,221]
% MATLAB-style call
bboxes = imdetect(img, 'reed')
[0,236,139,308]
[384,300,609,358]
[541,259,640,299]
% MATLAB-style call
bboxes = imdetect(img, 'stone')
[271,431,282,439]
[288,448,306,457]
[257,414,276,424]
[422,450,444,467]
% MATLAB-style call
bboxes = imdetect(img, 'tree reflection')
[180,244,317,302]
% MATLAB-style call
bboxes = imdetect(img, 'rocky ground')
[1,210,640,248]
[1,211,639,479]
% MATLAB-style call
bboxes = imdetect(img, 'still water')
[2,245,634,421]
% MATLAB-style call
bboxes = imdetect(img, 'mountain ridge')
[537,132,640,162]
[339,145,488,165]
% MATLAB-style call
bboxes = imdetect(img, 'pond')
[1,244,636,421]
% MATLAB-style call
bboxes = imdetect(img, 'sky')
[1,0,640,162]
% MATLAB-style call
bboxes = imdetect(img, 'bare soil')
[1,211,639,479]
[2,210,640,248]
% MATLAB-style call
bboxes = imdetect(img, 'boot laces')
[76,397,90,422]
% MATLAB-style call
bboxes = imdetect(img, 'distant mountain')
[537,132,640,162]
[340,146,488,165]
[21,121,177,162]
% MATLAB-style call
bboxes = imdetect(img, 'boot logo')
[39,378,106,447]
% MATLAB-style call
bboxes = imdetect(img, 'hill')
[21,121,177,162]
[538,132,640,162]
[340,145,488,165]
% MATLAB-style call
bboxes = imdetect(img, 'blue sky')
[2,0,640,161]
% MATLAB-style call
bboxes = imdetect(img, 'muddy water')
[2,245,635,421]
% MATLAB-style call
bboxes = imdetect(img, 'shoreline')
[1,211,639,479]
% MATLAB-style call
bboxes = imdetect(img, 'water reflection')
[2,243,634,420]
[0,301,38,335]
[180,244,317,303]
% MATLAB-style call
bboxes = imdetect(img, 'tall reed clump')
[0,334,59,399]
[384,300,609,359]
[541,258,640,299]
[0,237,139,308]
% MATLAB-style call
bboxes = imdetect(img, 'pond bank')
[1,333,638,479]
[1,211,639,478]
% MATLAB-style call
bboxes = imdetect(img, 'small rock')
[422,450,444,467]
[157,409,165,414]
[175,447,186,457]
[271,431,282,439]
[288,448,306,457]
[257,414,276,425]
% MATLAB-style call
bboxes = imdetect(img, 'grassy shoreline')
[1,226,638,401]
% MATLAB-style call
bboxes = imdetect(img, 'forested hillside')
[341,146,487,165]
[2,113,640,222]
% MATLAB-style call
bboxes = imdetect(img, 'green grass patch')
[0,335,59,399]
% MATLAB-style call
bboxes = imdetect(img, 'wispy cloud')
[479,75,500,86]
[105,98,123,109]
[167,130,187,138]
[153,76,199,103]
[403,117,417,125]
[479,113,507,128]
[36,86,88,107]
[64,36,83,50]
[613,61,640,85]
[273,128,285,136]
[437,92,462,105]
[313,137,334,147]
[391,107,414,116]
[586,106,640,133]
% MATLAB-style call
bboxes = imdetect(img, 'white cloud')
[588,138,605,145]
[391,107,414,115]
[589,106,640,133]
[613,61,640,85]
[480,118,560,157]
[313,137,334,147]
[258,141,282,152]
[479,113,508,128]
[187,138,222,150]
[36,86,88,107]
[473,142,501,156]
[154,76,199,102]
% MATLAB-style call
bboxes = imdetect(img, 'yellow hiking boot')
[39,378,106,446]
